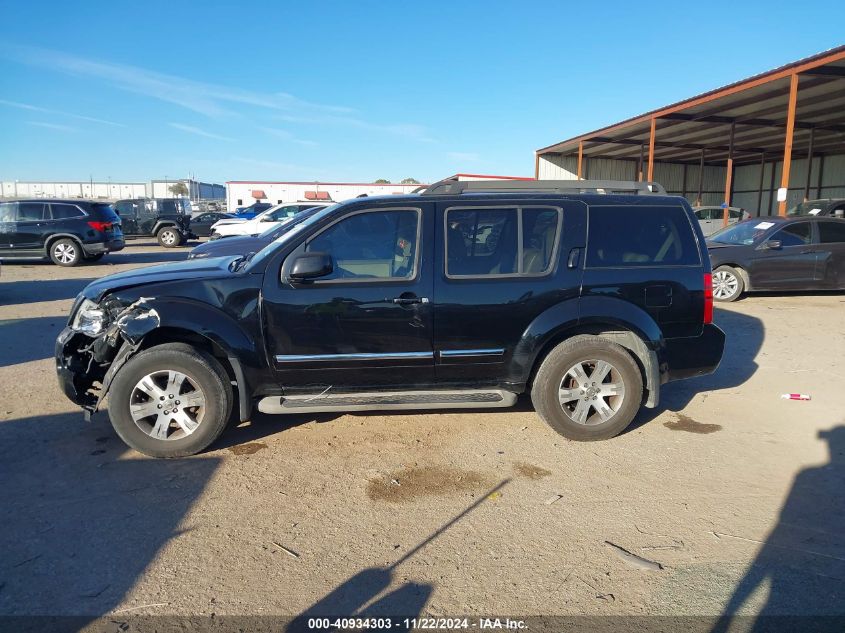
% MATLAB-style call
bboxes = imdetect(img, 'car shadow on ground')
[210,397,538,452]
[0,277,96,305]
[629,306,765,430]
[0,315,69,367]
[0,411,221,621]
[710,423,845,630]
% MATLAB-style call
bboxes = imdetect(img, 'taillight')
[87,221,112,232]
[703,273,713,324]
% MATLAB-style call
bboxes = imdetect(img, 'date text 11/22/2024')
[306,617,527,629]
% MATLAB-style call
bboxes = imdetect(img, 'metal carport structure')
[535,45,845,218]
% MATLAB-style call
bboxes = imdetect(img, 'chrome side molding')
[275,351,434,363]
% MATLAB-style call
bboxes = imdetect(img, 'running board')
[257,389,517,415]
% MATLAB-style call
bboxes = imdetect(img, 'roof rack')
[421,178,666,196]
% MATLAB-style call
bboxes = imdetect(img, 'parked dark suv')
[0,199,124,266]
[113,198,195,247]
[56,179,724,457]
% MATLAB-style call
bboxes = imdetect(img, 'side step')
[257,389,518,415]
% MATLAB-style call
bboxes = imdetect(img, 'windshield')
[256,206,325,238]
[786,201,826,216]
[245,204,341,269]
[709,219,776,245]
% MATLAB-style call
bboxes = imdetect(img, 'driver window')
[772,222,812,247]
[306,209,419,280]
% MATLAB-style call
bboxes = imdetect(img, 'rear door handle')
[390,296,429,305]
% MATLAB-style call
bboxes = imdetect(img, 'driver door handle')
[390,296,429,305]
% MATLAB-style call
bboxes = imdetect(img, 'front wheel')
[712,266,744,302]
[157,227,182,248]
[531,336,644,441]
[108,343,233,457]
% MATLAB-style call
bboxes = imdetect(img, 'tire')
[531,335,644,441]
[157,227,182,248]
[84,253,105,262]
[108,343,233,458]
[49,238,83,267]
[712,265,744,302]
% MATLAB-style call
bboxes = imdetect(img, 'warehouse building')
[226,180,426,210]
[536,46,845,216]
[1,178,225,201]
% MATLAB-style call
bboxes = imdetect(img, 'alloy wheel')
[129,370,205,440]
[54,243,76,264]
[713,270,739,300]
[558,359,626,426]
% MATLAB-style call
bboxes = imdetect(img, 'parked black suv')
[786,198,845,218]
[56,179,724,457]
[0,199,124,266]
[113,198,195,247]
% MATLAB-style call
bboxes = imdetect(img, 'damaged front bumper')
[55,298,161,418]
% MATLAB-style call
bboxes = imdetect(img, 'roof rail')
[421,178,666,196]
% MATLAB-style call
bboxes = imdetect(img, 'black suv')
[0,199,124,266]
[786,198,845,218]
[113,198,195,247]
[56,179,724,457]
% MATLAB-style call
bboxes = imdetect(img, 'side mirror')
[289,252,333,281]
[764,240,782,250]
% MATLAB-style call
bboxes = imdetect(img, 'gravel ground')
[1,242,843,622]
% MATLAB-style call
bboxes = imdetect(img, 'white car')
[209,202,332,240]
[693,206,750,237]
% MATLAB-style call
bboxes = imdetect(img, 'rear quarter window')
[587,205,700,268]
[818,221,845,243]
[50,203,86,220]
[90,203,120,222]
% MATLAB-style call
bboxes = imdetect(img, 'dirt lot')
[1,242,844,623]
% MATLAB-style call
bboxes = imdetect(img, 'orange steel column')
[577,141,584,180]
[647,118,656,181]
[778,74,800,216]
[723,123,735,227]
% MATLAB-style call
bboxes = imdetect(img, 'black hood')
[82,256,240,301]
[188,234,271,260]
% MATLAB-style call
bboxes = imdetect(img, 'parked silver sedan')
[693,206,749,236]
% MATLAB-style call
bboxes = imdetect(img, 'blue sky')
[1,0,843,185]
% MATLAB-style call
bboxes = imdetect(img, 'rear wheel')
[712,265,744,302]
[531,336,643,441]
[108,343,233,457]
[157,227,182,248]
[49,238,82,266]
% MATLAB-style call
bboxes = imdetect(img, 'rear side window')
[17,202,47,221]
[445,206,562,277]
[818,221,845,244]
[50,203,85,220]
[91,203,120,222]
[772,222,812,247]
[587,205,700,267]
[159,200,179,214]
